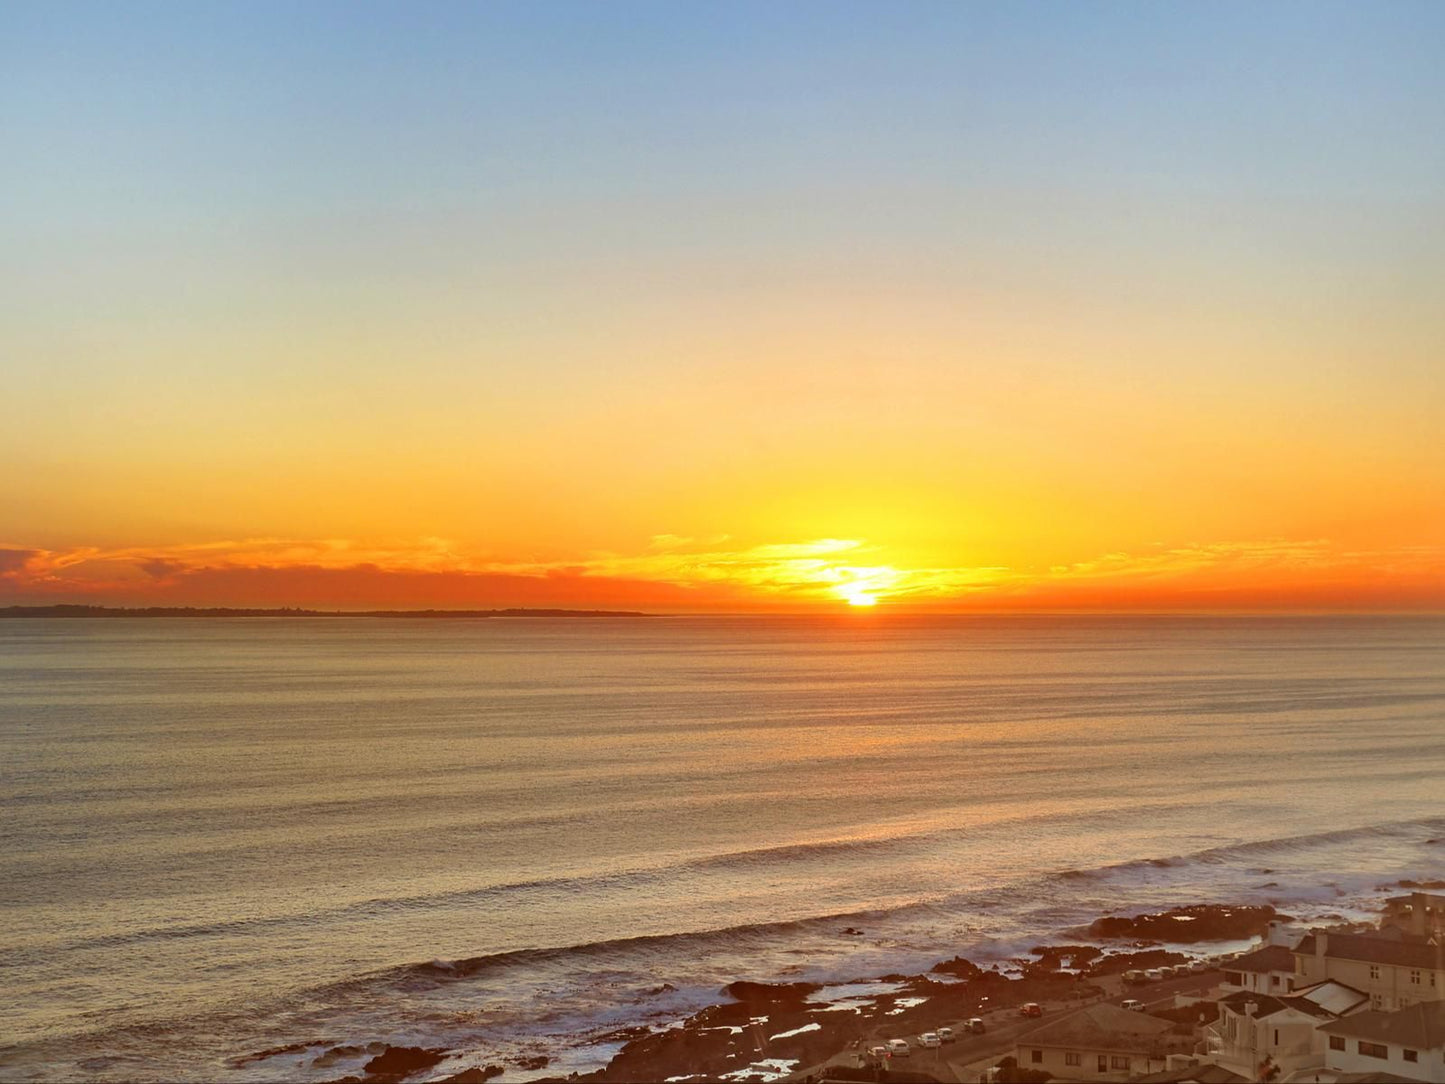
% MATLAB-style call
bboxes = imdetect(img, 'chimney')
[1316,932,1327,960]
[1245,1001,1258,1017]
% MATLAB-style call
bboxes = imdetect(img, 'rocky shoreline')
[326,903,1280,1084]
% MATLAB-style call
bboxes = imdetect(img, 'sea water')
[1,615,1442,1080]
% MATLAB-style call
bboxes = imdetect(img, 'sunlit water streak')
[1,615,1441,1080]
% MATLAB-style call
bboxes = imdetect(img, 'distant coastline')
[0,605,650,619]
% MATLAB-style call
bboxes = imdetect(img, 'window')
[1030,1049,1042,1064]
[1273,1029,1279,1047]
[1329,1036,1346,1051]
[1065,1052,1081,1067]
[1358,1041,1388,1060]
[1372,994,1384,1009]
[1404,1049,1418,1063]
[1098,1055,1108,1072]
[1224,970,1243,985]
[1270,975,1280,987]
[1111,1056,1130,1070]
[1370,965,1381,980]
[1411,969,1422,984]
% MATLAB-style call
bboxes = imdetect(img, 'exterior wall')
[1324,1037,1445,1083]
[1295,952,1445,1011]
[1220,969,1293,995]
[1014,1042,1165,1082]
[1211,1007,1324,1079]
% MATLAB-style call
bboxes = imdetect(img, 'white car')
[937,1026,956,1043]
[888,1038,911,1057]
[919,1032,941,1048]
[1121,998,1146,1012]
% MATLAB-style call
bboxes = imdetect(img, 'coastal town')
[525,889,1444,1084]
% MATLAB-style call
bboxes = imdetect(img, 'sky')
[2,0,1442,611]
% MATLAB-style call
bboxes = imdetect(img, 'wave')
[346,813,1445,994]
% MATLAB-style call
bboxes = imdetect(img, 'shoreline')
[306,904,1309,1084]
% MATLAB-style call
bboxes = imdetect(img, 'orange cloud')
[0,535,1440,612]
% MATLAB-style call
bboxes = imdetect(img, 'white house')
[1315,1000,1445,1083]
[1206,990,1336,1079]
[1220,944,1299,996]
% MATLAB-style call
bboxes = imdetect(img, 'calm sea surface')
[1,615,1443,1080]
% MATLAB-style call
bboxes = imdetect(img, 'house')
[1205,991,1337,1079]
[1293,930,1445,1011]
[1316,1000,1445,1083]
[1220,944,1298,995]
[1384,892,1445,940]
[1130,1063,1248,1083]
[1013,1002,1190,1081]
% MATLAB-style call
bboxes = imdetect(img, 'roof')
[1224,944,1295,974]
[1295,931,1445,970]
[1130,1066,1248,1084]
[1292,979,1369,1017]
[1217,991,1331,1021]
[1319,999,1445,1050]
[1331,1074,1425,1083]
[1015,1002,1172,1055]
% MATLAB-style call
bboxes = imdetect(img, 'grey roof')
[1295,931,1445,970]
[1217,991,1331,1020]
[1016,1002,1173,1055]
[1223,944,1295,974]
[1130,1065,1248,1083]
[1319,999,1445,1050]
[1291,979,1369,1016]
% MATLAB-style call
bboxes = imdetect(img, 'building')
[1293,930,1445,1011]
[1220,944,1298,995]
[1014,1002,1190,1081]
[1206,991,1336,1079]
[1384,893,1445,940]
[1316,999,1445,1083]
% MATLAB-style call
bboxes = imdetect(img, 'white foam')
[720,1058,799,1081]
[769,1022,820,1040]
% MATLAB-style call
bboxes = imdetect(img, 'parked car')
[1188,959,1209,973]
[868,1045,889,1062]
[1143,968,1165,981]
[1019,1002,1043,1018]
[1123,969,1147,984]
[936,1026,956,1043]
[967,1017,987,1034]
[918,1032,941,1048]
[887,1039,911,1058]
[1121,999,1146,1012]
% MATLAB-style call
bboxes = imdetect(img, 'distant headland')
[0,605,650,619]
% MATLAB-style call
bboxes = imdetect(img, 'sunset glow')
[2,3,1442,613]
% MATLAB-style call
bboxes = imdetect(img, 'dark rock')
[361,1045,447,1081]
[841,927,864,936]
[1088,904,1285,943]
[722,980,820,1006]
[647,983,677,995]
[931,955,981,978]
[441,1069,504,1084]
[511,1055,550,1071]
[1400,878,1445,889]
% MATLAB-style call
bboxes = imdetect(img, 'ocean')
[1,614,1442,1081]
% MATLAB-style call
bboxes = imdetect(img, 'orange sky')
[4,5,1443,612]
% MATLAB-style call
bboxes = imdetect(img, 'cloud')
[0,535,1438,611]
[0,548,39,574]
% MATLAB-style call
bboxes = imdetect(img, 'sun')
[838,586,878,607]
